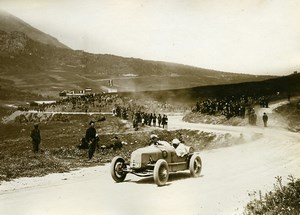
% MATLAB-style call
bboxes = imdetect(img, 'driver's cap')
[150,134,158,139]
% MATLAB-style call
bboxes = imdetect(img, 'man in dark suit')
[30,123,41,153]
[86,121,97,159]
[262,112,268,127]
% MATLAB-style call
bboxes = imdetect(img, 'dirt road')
[0,101,299,215]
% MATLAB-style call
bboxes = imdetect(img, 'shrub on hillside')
[275,100,300,132]
[244,175,300,215]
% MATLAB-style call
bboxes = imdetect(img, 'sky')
[0,0,300,76]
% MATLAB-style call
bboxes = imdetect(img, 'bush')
[275,100,300,132]
[244,175,300,215]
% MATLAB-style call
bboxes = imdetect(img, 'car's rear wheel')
[189,154,202,177]
[153,159,169,186]
[111,156,127,182]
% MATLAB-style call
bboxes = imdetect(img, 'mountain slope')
[0,29,275,97]
[0,10,69,49]
[0,11,276,98]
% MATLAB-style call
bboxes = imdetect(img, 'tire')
[189,154,202,177]
[111,156,127,183]
[153,159,169,186]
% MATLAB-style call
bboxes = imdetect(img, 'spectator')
[248,108,257,125]
[262,112,268,127]
[253,112,257,125]
[78,136,89,149]
[132,112,139,131]
[157,114,162,127]
[30,123,41,153]
[152,114,157,127]
[112,136,123,150]
[148,113,153,126]
[85,121,97,160]
[162,114,168,129]
[78,118,103,150]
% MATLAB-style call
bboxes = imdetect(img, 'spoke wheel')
[189,154,202,177]
[111,156,127,182]
[154,159,169,186]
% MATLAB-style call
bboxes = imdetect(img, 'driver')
[148,134,159,146]
[147,134,171,147]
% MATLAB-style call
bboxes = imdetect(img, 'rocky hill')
[0,10,69,49]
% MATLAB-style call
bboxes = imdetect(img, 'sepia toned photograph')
[0,1,299,214]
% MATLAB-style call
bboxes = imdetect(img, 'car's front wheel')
[189,154,202,177]
[153,159,169,186]
[111,156,127,183]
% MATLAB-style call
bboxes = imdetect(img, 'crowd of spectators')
[45,93,122,113]
[25,92,188,114]
[192,95,270,120]
[112,104,168,130]
[131,112,168,130]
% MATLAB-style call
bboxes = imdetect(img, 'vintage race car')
[110,141,202,186]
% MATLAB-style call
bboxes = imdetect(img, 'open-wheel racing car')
[110,140,202,186]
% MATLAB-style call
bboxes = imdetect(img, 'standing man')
[85,121,97,160]
[262,112,268,127]
[253,112,257,125]
[152,114,157,127]
[162,114,168,129]
[157,114,162,127]
[30,123,41,153]
[132,112,139,131]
